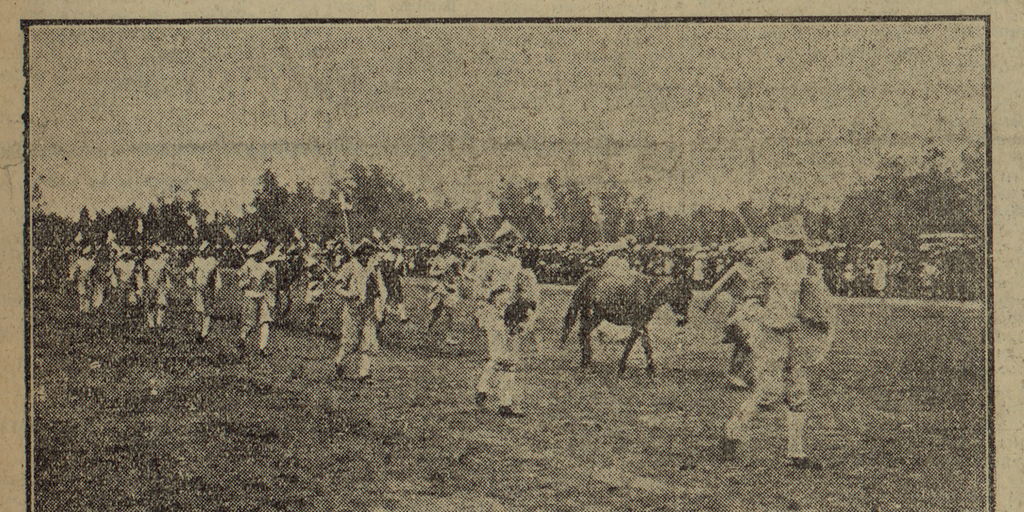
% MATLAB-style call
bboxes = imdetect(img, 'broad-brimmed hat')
[474,241,493,254]
[389,237,404,250]
[264,245,286,263]
[493,221,521,244]
[247,240,269,256]
[767,216,810,242]
[352,238,379,257]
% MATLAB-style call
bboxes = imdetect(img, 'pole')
[342,199,352,246]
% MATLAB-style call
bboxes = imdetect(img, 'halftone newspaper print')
[25,19,990,511]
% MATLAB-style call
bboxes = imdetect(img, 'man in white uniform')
[185,240,219,341]
[427,235,464,351]
[237,240,278,357]
[143,243,171,330]
[473,221,539,418]
[331,239,388,383]
[700,217,834,468]
[69,243,97,314]
[111,246,139,322]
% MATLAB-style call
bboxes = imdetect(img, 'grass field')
[30,279,987,512]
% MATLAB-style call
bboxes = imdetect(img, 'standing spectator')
[870,247,888,299]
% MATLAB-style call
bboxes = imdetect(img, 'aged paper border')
[1,2,1019,511]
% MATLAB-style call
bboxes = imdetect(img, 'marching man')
[427,230,465,351]
[111,245,140,321]
[237,240,278,357]
[473,221,539,418]
[302,242,328,332]
[142,243,172,330]
[184,240,219,342]
[68,237,97,315]
[699,216,834,468]
[379,237,410,324]
[330,239,388,383]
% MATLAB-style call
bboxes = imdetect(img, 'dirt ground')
[30,280,987,511]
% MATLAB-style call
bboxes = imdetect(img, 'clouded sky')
[27,21,986,219]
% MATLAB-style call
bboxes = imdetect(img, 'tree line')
[31,140,985,254]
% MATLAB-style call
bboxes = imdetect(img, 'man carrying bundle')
[427,230,465,352]
[379,237,410,324]
[700,237,768,389]
[473,221,539,418]
[699,217,834,468]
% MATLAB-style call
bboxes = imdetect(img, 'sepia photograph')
[24,19,990,511]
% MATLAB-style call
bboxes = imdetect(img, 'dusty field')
[30,279,987,511]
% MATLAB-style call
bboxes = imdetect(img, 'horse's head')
[656,276,692,327]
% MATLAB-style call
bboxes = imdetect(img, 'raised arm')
[698,264,742,313]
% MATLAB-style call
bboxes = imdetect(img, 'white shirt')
[144,255,170,288]
[760,250,809,331]
[186,256,219,288]
[238,258,275,298]
[69,257,96,294]
[114,259,136,287]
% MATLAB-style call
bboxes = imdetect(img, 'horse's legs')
[579,311,595,369]
[619,329,641,376]
[640,331,656,378]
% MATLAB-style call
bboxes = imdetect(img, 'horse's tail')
[560,272,591,348]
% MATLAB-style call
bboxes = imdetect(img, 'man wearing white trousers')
[474,221,539,418]
[185,240,219,342]
[237,240,278,357]
[142,243,171,330]
[331,239,388,384]
[702,217,834,468]
[69,243,97,315]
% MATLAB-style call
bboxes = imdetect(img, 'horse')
[560,268,691,377]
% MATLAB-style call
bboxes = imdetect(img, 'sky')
[27,21,986,219]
